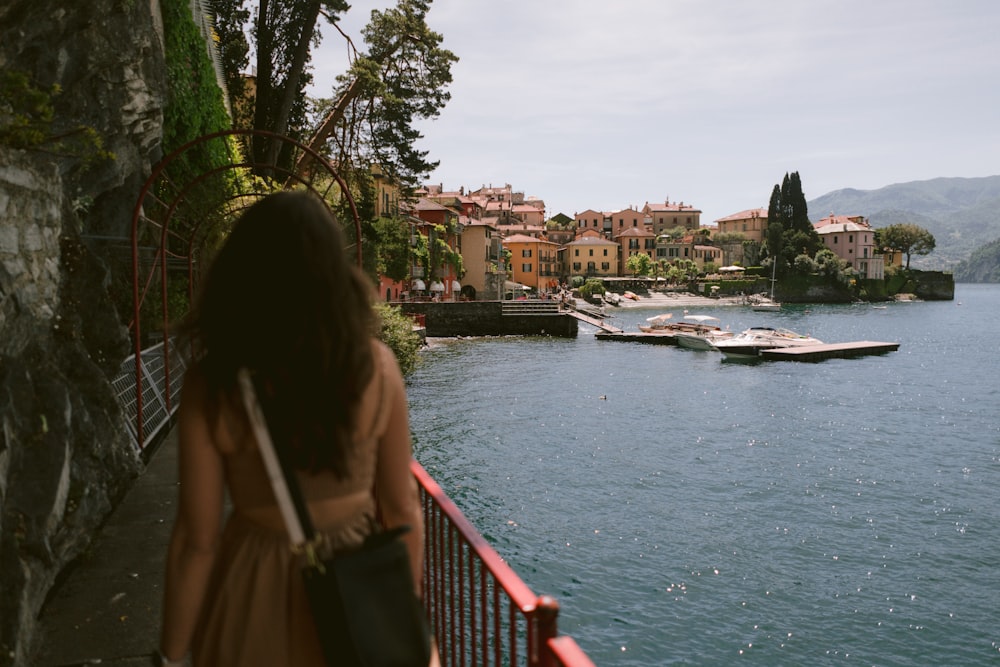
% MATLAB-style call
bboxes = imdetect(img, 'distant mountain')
[806,175,1000,272]
[953,238,1000,282]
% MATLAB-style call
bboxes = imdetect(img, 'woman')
[157,191,425,665]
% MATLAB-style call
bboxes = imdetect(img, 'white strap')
[237,369,306,546]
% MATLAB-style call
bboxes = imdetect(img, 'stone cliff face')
[0,1,166,664]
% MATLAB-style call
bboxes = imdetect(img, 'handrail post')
[533,595,560,667]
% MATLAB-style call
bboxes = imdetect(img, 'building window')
[522,263,532,272]
[849,235,854,243]
[833,236,838,244]
[603,248,608,256]
[589,249,594,256]
[575,249,579,256]
[522,249,532,258]
[572,262,581,271]
[602,262,610,270]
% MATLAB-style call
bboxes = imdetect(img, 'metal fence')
[112,341,188,454]
[414,463,595,667]
[113,347,595,666]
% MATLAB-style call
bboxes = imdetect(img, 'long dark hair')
[181,191,376,476]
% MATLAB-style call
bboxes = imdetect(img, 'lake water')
[406,284,1000,666]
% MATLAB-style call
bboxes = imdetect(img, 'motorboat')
[675,330,734,350]
[638,313,676,333]
[711,327,823,359]
[673,315,734,350]
[638,313,723,336]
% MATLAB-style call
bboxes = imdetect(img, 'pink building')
[813,214,884,279]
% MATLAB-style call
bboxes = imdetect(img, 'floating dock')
[759,341,900,362]
[594,331,677,345]
[594,332,900,360]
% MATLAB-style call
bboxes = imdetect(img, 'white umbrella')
[412,279,426,291]
[429,281,445,292]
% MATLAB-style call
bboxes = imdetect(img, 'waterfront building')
[407,198,464,300]
[643,200,702,234]
[655,234,722,271]
[461,219,505,300]
[615,226,657,269]
[502,233,562,291]
[574,208,609,236]
[564,235,620,280]
[813,213,885,279]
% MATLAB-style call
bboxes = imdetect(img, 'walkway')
[32,429,180,666]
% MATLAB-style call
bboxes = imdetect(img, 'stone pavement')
[33,427,180,666]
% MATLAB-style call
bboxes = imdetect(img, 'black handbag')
[238,370,432,667]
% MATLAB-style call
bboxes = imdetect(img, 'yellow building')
[715,208,768,243]
[565,236,620,279]
[371,163,401,218]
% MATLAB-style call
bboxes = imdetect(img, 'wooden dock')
[565,310,623,333]
[759,341,900,362]
[594,331,676,344]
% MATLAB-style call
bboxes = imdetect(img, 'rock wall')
[0,1,167,665]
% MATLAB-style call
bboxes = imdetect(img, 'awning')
[429,281,445,292]
[451,280,461,291]
[504,280,529,291]
[412,279,426,291]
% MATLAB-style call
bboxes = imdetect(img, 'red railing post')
[533,596,560,667]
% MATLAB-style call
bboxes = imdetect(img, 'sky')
[308,0,1000,224]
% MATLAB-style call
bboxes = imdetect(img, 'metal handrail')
[413,462,594,667]
[112,347,594,665]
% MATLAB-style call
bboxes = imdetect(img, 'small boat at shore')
[711,327,823,360]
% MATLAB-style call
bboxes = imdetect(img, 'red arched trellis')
[128,129,362,451]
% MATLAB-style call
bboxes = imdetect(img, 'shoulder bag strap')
[236,368,316,546]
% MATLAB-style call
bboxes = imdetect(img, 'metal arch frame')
[128,129,363,451]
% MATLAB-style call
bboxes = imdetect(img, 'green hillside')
[807,176,1000,272]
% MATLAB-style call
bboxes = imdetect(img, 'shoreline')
[599,291,746,309]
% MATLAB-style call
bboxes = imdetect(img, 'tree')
[373,302,423,375]
[210,0,455,185]
[625,253,653,277]
[877,223,937,269]
[250,0,351,170]
[299,0,457,189]
[766,172,821,268]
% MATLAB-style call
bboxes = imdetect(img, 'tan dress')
[191,348,391,666]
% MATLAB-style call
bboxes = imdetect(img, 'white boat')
[639,313,725,338]
[752,257,781,311]
[711,327,823,359]
[673,315,734,350]
[675,330,734,350]
[750,296,781,312]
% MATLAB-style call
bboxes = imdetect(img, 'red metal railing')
[413,462,595,667]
